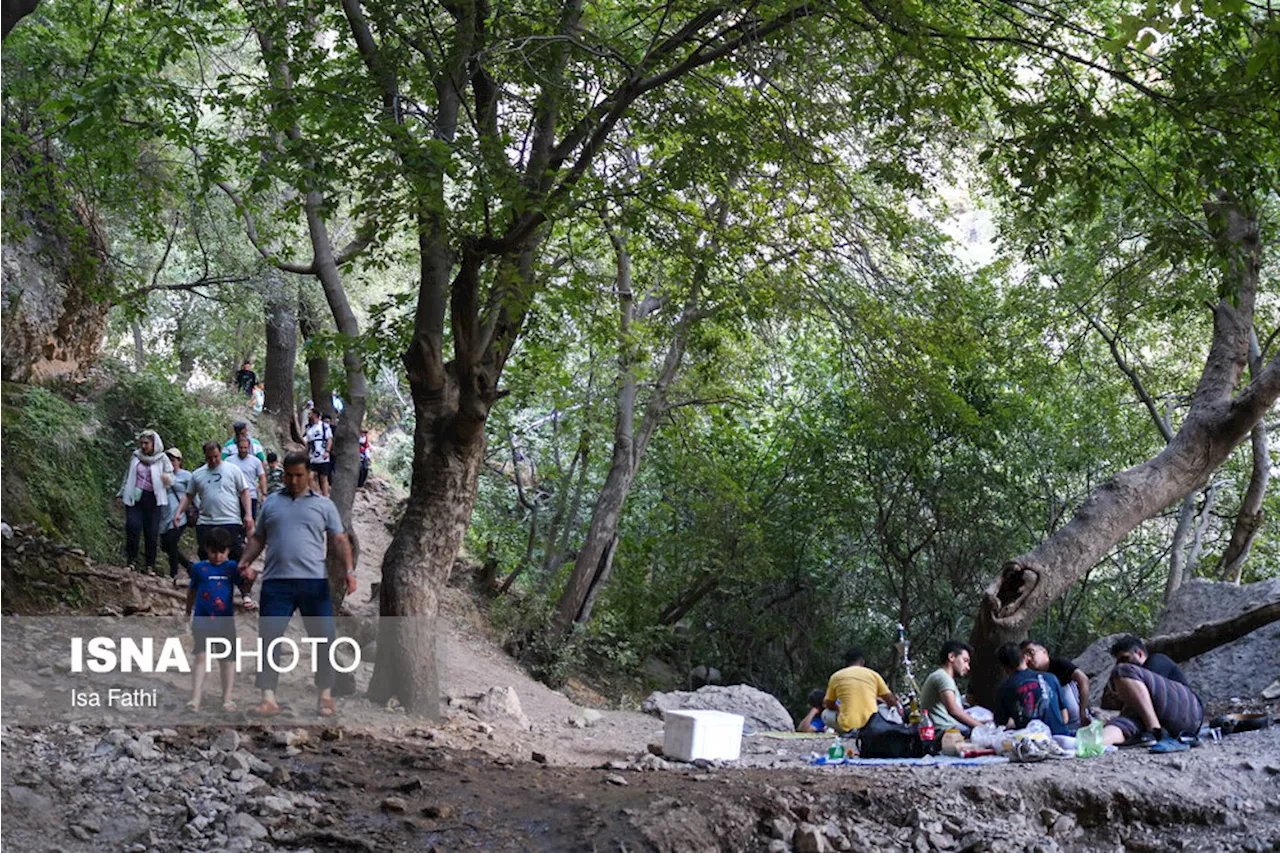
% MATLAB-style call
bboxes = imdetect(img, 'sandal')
[248,699,281,717]
[222,700,237,713]
[185,700,200,712]
[317,697,335,717]
[241,597,258,612]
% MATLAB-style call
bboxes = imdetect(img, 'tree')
[962,1,1280,700]
[338,0,837,714]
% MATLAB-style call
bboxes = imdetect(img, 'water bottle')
[828,734,844,760]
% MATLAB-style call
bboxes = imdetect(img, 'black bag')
[858,711,927,758]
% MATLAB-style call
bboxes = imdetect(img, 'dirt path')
[346,481,665,766]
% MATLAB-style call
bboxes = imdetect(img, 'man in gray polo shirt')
[238,451,355,717]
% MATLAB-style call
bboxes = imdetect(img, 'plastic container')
[663,710,745,762]
[1076,719,1105,758]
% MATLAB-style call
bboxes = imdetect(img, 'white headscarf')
[119,429,175,506]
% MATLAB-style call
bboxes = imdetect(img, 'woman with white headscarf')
[116,429,174,574]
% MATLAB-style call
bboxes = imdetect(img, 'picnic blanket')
[809,754,1010,767]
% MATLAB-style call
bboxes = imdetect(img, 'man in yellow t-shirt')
[822,648,902,733]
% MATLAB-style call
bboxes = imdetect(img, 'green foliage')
[1,366,238,562]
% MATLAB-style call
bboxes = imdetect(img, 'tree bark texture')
[366,365,487,716]
[263,269,299,449]
[970,198,1277,704]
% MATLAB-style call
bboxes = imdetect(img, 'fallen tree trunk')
[1148,600,1280,662]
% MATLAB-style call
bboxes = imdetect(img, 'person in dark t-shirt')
[993,642,1069,736]
[1101,634,1202,753]
[235,360,257,396]
[1022,641,1091,729]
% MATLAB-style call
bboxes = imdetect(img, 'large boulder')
[642,684,793,734]
[1162,577,1280,701]
[1075,578,1280,703]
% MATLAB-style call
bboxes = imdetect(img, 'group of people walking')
[116,414,362,717]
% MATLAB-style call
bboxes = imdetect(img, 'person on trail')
[173,441,256,613]
[160,447,194,586]
[797,688,828,733]
[252,382,265,413]
[1022,641,1091,730]
[185,527,238,713]
[1101,635,1202,753]
[993,642,1069,736]
[235,360,256,396]
[357,429,371,488]
[116,429,174,575]
[226,435,267,519]
[919,641,985,734]
[237,451,355,718]
[221,420,265,463]
[265,451,285,496]
[822,648,902,734]
[304,409,333,496]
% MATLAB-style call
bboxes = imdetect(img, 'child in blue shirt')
[185,527,239,712]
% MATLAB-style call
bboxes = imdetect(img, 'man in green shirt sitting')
[919,641,984,734]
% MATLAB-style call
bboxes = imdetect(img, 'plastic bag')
[966,706,995,724]
[970,723,1004,750]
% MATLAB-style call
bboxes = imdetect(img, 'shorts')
[192,616,237,658]
[1108,663,1203,739]
[309,461,331,478]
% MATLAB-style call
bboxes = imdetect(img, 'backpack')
[858,711,936,758]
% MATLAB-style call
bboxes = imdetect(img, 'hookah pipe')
[896,623,921,719]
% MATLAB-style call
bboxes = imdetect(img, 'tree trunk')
[1219,331,1271,583]
[1164,494,1196,602]
[131,318,145,373]
[263,270,299,448]
[367,370,487,717]
[1148,601,1280,661]
[969,197,1277,705]
[298,295,333,420]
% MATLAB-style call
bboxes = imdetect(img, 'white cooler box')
[663,709,744,762]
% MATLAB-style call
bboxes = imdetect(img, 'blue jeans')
[255,579,336,692]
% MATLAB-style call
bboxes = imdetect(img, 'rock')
[768,841,789,853]
[633,753,672,772]
[225,813,268,839]
[269,766,291,785]
[1261,678,1280,700]
[474,686,533,731]
[1159,577,1280,701]
[421,804,454,820]
[641,684,793,733]
[5,785,52,813]
[212,730,241,752]
[794,822,833,853]
[123,736,161,761]
[647,742,665,757]
[224,752,251,773]
[381,797,408,812]
[70,825,91,841]
[569,708,605,728]
[531,752,547,764]
[257,795,292,815]
[603,773,629,786]
[271,729,309,748]
[766,816,796,842]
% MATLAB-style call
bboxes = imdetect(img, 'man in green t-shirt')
[919,640,984,734]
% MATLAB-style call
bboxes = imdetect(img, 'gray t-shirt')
[256,489,344,581]
[226,453,265,491]
[189,462,250,525]
[161,469,193,529]
[920,668,963,730]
